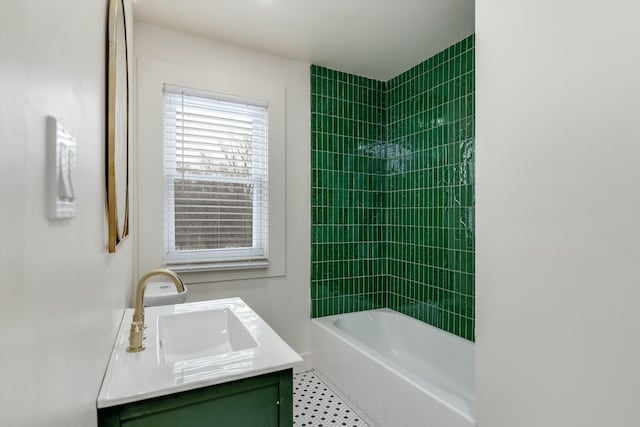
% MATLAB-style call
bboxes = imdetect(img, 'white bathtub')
[311,309,475,427]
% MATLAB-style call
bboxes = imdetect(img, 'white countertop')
[97,297,302,408]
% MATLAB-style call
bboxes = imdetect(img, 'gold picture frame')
[106,0,129,252]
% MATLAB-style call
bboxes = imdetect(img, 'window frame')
[136,57,287,283]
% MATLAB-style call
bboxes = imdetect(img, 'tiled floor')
[293,371,369,427]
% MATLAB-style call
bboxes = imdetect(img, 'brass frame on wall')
[106,0,130,253]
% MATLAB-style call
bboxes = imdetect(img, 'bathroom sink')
[97,297,302,408]
[158,308,258,363]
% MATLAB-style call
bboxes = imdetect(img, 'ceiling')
[133,0,474,82]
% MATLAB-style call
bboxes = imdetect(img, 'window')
[163,85,268,268]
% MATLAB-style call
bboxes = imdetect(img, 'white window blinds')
[163,85,268,266]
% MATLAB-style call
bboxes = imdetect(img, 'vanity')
[97,298,302,426]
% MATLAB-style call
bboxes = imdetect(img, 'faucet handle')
[127,320,145,352]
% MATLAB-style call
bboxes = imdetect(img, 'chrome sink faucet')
[127,268,186,353]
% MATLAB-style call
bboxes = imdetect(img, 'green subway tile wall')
[311,35,475,341]
[386,35,475,340]
[311,65,387,317]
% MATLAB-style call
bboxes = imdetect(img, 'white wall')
[476,1,640,426]
[0,1,135,425]
[134,24,311,364]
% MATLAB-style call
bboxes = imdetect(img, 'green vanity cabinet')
[98,369,293,427]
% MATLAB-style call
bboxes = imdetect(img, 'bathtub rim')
[312,308,475,424]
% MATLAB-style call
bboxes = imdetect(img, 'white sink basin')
[158,308,258,364]
[97,298,302,408]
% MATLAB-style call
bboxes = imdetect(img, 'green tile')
[310,35,475,341]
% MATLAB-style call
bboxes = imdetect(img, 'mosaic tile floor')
[293,371,369,427]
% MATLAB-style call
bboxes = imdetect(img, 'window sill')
[165,259,270,273]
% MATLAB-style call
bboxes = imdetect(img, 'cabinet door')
[121,384,279,427]
[98,370,293,427]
